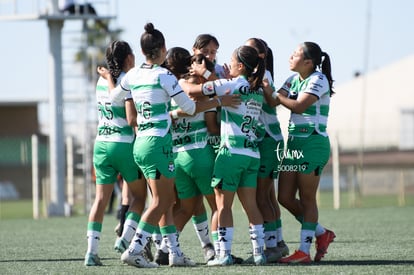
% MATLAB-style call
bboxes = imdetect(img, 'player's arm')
[125,98,137,127]
[276,90,317,114]
[204,110,220,135]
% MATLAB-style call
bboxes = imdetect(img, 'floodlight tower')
[43,0,115,216]
[44,0,65,216]
[0,0,116,216]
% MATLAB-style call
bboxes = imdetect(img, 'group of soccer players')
[84,22,336,268]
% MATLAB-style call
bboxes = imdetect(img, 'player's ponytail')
[303,42,335,96]
[236,45,265,91]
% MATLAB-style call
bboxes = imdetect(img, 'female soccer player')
[164,48,218,263]
[197,45,267,266]
[266,41,336,264]
[85,40,148,266]
[244,37,289,263]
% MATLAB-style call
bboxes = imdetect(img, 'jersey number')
[137,101,151,119]
[241,115,257,133]
[98,102,113,120]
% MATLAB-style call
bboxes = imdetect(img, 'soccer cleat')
[264,247,283,263]
[114,237,129,253]
[121,249,159,268]
[231,254,244,264]
[314,229,336,262]
[244,252,267,265]
[277,240,290,256]
[242,255,255,265]
[144,240,154,262]
[207,254,233,266]
[279,250,311,264]
[154,249,169,265]
[253,253,267,265]
[203,243,216,263]
[169,252,196,267]
[84,253,103,266]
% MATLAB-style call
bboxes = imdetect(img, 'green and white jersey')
[258,70,283,142]
[202,76,264,158]
[281,71,330,137]
[115,63,196,138]
[95,72,134,143]
[170,99,209,153]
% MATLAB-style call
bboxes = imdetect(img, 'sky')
[0,0,413,106]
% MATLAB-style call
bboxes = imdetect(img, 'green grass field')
[1,197,414,274]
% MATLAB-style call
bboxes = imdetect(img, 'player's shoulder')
[309,71,327,83]
[158,68,177,83]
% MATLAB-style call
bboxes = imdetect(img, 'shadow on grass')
[1,258,413,266]
[0,257,117,263]
[316,260,414,266]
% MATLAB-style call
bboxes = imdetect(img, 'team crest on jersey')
[168,161,175,172]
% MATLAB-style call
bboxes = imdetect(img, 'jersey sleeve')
[159,71,183,97]
[109,73,131,102]
[304,73,329,99]
[202,79,236,97]
[125,91,132,101]
[281,75,295,93]
[159,71,196,115]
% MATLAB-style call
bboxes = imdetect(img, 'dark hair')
[191,54,215,72]
[246,38,274,79]
[192,34,220,50]
[302,42,335,96]
[260,39,274,80]
[105,40,133,84]
[140,23,165,60]
[163,47,191,79]
[235,45,265,90]
[186,54,216,84]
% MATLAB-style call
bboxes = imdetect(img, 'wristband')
[203,69,212,79]
[171,110,179,119]
[271,91,278,99]
[216,97,222,106]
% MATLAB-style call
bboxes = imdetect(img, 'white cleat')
[121,249,159,268]
[169,252,196,267]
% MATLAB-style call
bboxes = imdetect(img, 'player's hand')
[218,93,241,108]
[222,63,230,79]
[190,59,206,76]
[97,66,110,80]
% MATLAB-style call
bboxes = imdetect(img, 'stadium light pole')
[357,0,371,204]
[46,0,66,216]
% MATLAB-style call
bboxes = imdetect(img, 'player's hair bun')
[144,23,155,34]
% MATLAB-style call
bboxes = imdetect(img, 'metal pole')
[331,134,340,209]
[398,170,405,207]
[32,134,39,219]
[66,136,74,210]
[47,18,65,216]
[82,21,93,215]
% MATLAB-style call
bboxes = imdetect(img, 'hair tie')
[320,51,327,65]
